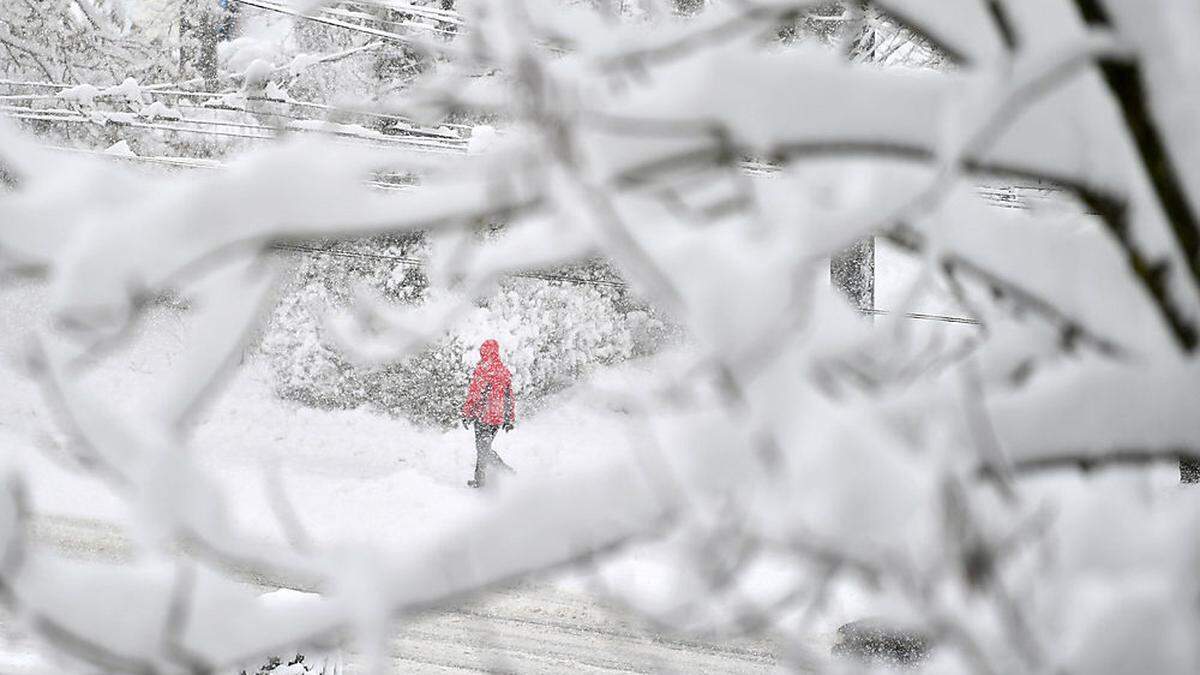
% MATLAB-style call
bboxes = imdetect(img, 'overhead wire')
[340,0,463,25]
[0,79,475,137]
[318,6,458,37]
[229,0,451,44]
[0,105,469,152]
[246,0,463,36]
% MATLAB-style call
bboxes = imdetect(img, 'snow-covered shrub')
[260,280,363,409]
[458,279,658,410]
[261,238,670,426]
[355,334,474,427]
[371,276,670,426]
[260,235,425,407]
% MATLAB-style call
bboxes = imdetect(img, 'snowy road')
[385,585,780,674]
[17,514,785,674]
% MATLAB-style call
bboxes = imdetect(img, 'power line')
[0,78,64,89]
[860,307,981,325]
[41,144,224,169]
[0,78,475,137]
[229,0,444,45]
[341,0,463,25]
[230,0,463,39]
[320,5,459,36]
[0,107,468,152]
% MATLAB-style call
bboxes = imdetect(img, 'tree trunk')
[180,1,225,88]
[831,237,875,312]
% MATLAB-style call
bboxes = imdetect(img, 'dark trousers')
[473,421,513,485]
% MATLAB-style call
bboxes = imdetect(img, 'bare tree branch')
[1003,447,1200,476]
[1072,1,1200,346]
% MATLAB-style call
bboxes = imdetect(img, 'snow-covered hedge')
[260,238,672,426]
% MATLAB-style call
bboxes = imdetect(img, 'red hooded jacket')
[461,339,516,426]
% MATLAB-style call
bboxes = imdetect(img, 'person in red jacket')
[461,339,516,488]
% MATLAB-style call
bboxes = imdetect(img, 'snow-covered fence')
[4,1,1200,673]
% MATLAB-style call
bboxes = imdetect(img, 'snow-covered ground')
[0,279,804,672]
[5,261,1186,672]
[2,245,961,542]
[0,257,976,672]
[2,276,638,531]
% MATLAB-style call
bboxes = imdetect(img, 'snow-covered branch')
[5,0,1200,672]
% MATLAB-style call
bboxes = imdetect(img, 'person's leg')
[484,429,515,474]
[473,422,498,486]
[489,447,515,474]
[471,421,489,487]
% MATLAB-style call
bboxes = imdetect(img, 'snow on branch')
[5,0,1200,673]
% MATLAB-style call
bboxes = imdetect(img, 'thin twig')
[1003,447,1200,476]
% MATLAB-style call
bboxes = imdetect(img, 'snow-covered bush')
[456,278,667,406]
[261,278,365,409]
[358,334,473,427]
[262,243,670,426]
